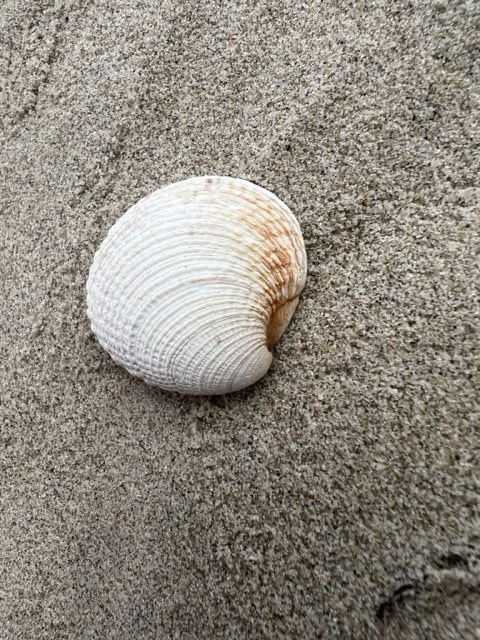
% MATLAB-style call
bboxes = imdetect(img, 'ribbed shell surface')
[86,176,307,395]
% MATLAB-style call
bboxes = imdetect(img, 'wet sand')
[1,0,479,638]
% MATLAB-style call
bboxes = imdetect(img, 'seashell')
[86,176,307,395]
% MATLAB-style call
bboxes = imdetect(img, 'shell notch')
[86,176,307,395]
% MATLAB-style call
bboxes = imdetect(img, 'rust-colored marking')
[266,297,298,350]
[238,205,300,348]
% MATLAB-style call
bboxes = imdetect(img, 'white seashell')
[86,176,307,395]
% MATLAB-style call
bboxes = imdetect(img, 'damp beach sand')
[1,1,479,638]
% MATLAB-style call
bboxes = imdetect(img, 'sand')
[1,0,479,638]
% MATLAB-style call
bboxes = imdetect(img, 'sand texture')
[1,0,479,638]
